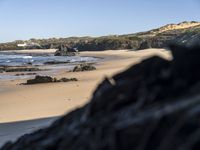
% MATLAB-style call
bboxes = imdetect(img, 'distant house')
[17,42,41,48]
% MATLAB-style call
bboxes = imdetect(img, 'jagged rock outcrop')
[75,37,142,51]
[138,40,152,49]
[2,45,200,150]
[0,67,40,73]
[174,28,200,47]
[54,45,77,56]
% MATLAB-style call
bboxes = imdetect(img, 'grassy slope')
[0,22,199,51]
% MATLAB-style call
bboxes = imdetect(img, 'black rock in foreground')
[2,45,200,150]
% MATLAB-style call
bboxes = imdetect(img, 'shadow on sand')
[0,116,58,147]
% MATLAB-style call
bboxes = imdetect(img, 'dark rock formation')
[2,45,200,150]
[0,67,41,73]
[72,63,96,72]
[138,40,152,50]
[174,30,200,47]
[44,61,70,65]
[25,75,78,85]
[15,73,37,76]
[54,45,77,56]
[57,77,78,82]
[26,75,54,84]
[5,67,40,72]
[75,37,141,51]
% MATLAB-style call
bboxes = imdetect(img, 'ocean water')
[0,53,99,81]
[0,54,98,66]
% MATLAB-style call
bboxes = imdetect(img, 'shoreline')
[0,49,172,123]
[0,50,101,81]
[0,48,171,147]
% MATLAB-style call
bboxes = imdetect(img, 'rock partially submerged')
[54,45,77,56]
[0,67,41,73]
[25,75,78,85]
[15,73,37,76]
[73,63,96,72]
[44,61,70,65]
[2,45,200,150]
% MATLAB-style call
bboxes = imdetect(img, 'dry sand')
[0,49,171,146]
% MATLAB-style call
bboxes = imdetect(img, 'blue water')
[0,54,98,66]
[0,53,99,81]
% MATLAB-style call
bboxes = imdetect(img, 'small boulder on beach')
[73,63,96,72]
[57,77,78,82]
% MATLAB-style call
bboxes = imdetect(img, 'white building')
[17,42,41,47]
[17,43,27,47]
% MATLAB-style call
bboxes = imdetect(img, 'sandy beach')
[0,49,171,146]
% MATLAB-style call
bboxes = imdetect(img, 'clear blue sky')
[0,0,200,42]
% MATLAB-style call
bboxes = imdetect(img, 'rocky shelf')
[22,75,78,85]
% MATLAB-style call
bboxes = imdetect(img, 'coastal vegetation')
[1,21,199,51]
